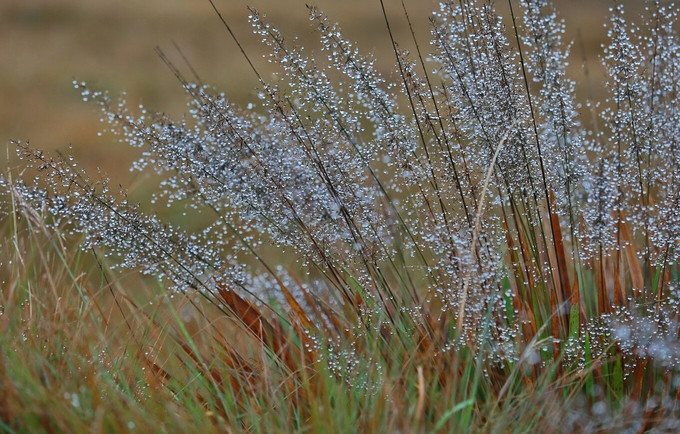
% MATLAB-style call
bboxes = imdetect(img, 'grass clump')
[2,0,680,431]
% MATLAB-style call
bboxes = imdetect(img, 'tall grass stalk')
[2,0,680,431]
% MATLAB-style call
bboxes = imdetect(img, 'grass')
[0,209,604,432]
[0,0,637,178]
[2,0,680,432]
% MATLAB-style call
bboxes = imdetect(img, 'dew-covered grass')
[2,0,680,432]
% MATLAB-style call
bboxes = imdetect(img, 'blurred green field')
[1,0,641,183]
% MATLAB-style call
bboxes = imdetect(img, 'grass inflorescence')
[2,0,680,432]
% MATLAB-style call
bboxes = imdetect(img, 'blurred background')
[1,0,644,185]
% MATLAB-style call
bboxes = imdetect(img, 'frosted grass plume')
[3,0,680,421]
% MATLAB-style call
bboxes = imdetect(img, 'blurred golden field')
[1,0,642,182]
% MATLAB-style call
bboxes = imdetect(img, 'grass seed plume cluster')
[2,0,680,431]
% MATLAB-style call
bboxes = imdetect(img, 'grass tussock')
[2,0,680,432]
